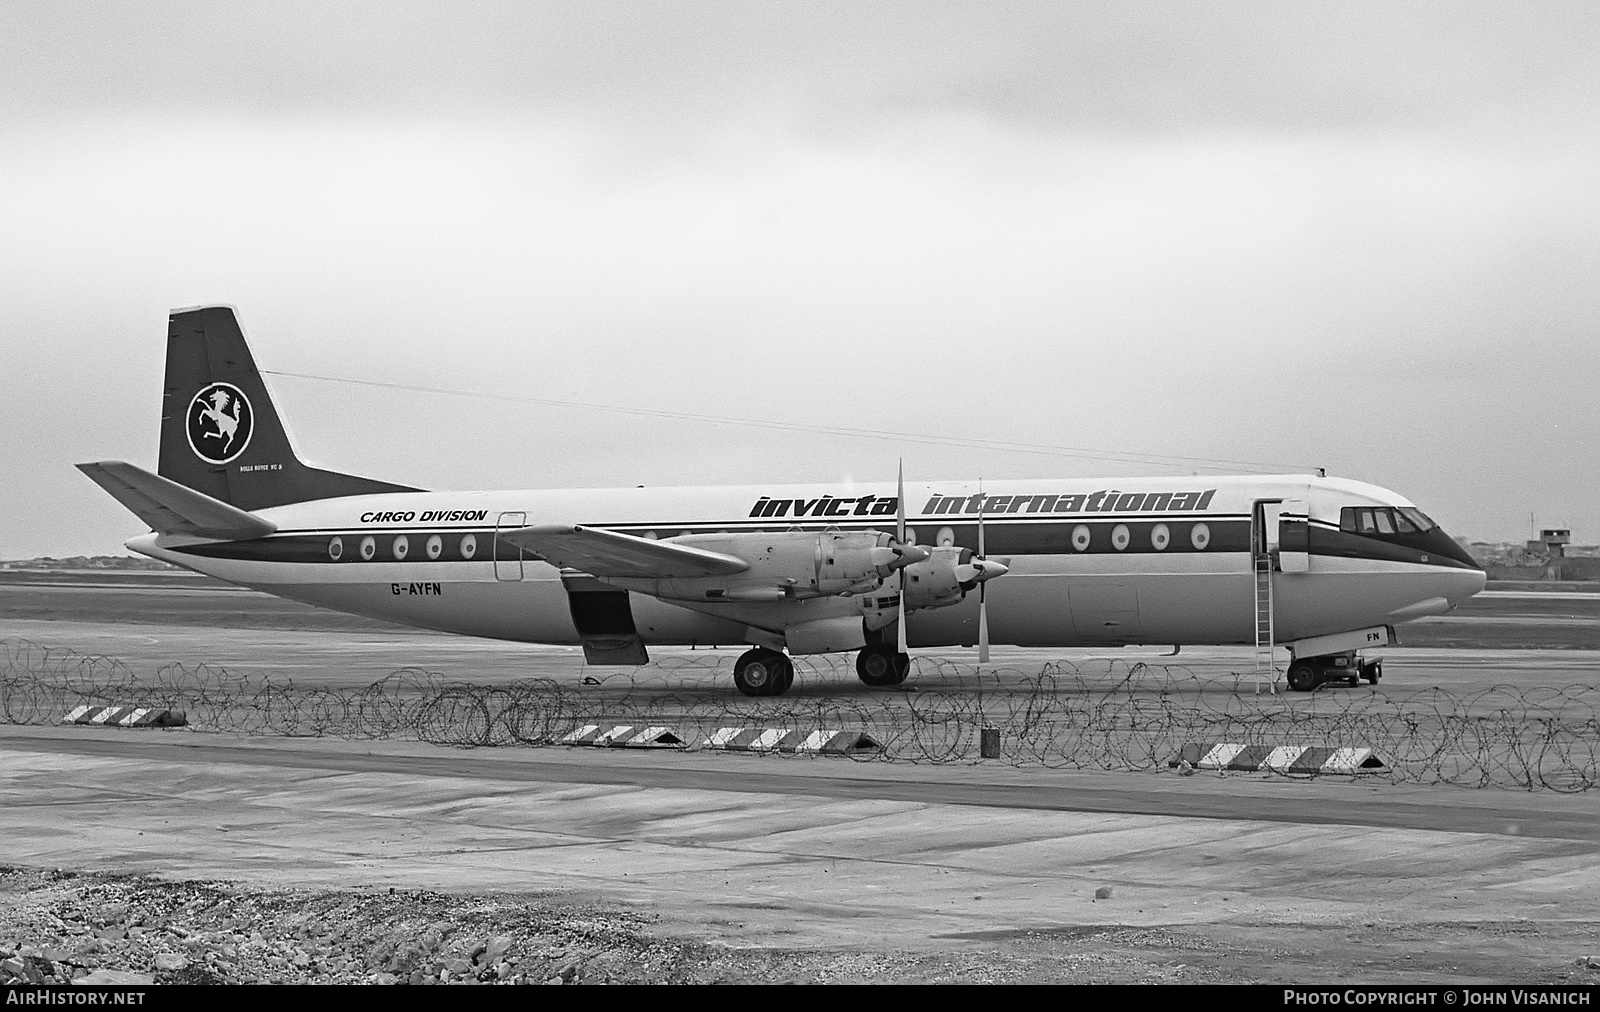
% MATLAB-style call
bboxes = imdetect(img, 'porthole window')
[393,535,409,560]
[1111,524,1130,551]
[359,536,376,561]
[425,534,442,560]
[1191,522,1211,550]
[936,526,955,547]
[1151,523,1170,551]
[460,533,478,560]
[905,527,918,545]
[1071,525,1091,552]
[327,536,344,561]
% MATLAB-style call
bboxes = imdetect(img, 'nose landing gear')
[1287,652,1383,691]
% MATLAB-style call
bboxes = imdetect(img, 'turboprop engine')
[903,546,989,610]
[860,546,1009,628]
[626,529,929,603]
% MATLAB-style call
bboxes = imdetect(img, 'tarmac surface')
[1,725,1594,959]
[1,571,1597,981]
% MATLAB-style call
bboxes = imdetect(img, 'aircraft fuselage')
[129,472,1484,652]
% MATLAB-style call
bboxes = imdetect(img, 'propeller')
[896,460,908,656]
[959,479,1011,663]
[978,480,989,663]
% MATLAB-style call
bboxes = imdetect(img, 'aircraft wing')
[498,523,749,578]
[76,460,278,540]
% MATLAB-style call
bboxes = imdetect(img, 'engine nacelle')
[899,546,972,611]
[620,529,925,603]
[859,546,1009,629]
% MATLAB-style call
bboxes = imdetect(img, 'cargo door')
[561,573,649,665]
[1069,582,1142,642]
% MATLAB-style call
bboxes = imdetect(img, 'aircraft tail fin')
[157,306,420,510]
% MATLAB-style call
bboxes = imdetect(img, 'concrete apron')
[0,727,1593,952]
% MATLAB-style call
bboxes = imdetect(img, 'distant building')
[1527,528,1571,559]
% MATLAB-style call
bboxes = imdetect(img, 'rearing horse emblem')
[186,382,254,464]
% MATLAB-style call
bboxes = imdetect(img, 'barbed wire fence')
[1,638,1594,791]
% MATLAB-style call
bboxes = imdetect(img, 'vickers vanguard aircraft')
[79,307,1486,695]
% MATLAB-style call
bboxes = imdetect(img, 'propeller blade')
[896,571,908,654]
[978,584,990,663]
[977,478,985,558]
[977,478,989,663]
[896,460,907,655]
[896,460,906,544]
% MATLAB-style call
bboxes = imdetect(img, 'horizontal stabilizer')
[499,524,748,579]
[76,460,278,540]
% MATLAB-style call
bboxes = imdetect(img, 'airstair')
[1253,550,1277,693]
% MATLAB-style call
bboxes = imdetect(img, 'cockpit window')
[1399,507,1435,532]
[1341,508,1379,533]
[1341,506,1435,536]
[1322,503,1477,568]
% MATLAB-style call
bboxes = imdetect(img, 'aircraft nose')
[1448,566,1487,607]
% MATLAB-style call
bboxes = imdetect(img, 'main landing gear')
[731,644,913,695]
[855,644,910,687]
[733,647,794,697]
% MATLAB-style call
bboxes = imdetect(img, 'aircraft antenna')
[262,370,1314,475]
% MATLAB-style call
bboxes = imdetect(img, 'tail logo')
[186,382,254,464]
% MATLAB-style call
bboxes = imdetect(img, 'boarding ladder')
[1253,551,1277,694]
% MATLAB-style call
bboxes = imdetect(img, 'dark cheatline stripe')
[166,513,1477,570]
[171,518,1249,563]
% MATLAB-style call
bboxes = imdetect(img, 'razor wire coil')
[2,638,1594,791]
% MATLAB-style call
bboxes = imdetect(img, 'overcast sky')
[3,1,1596,558]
